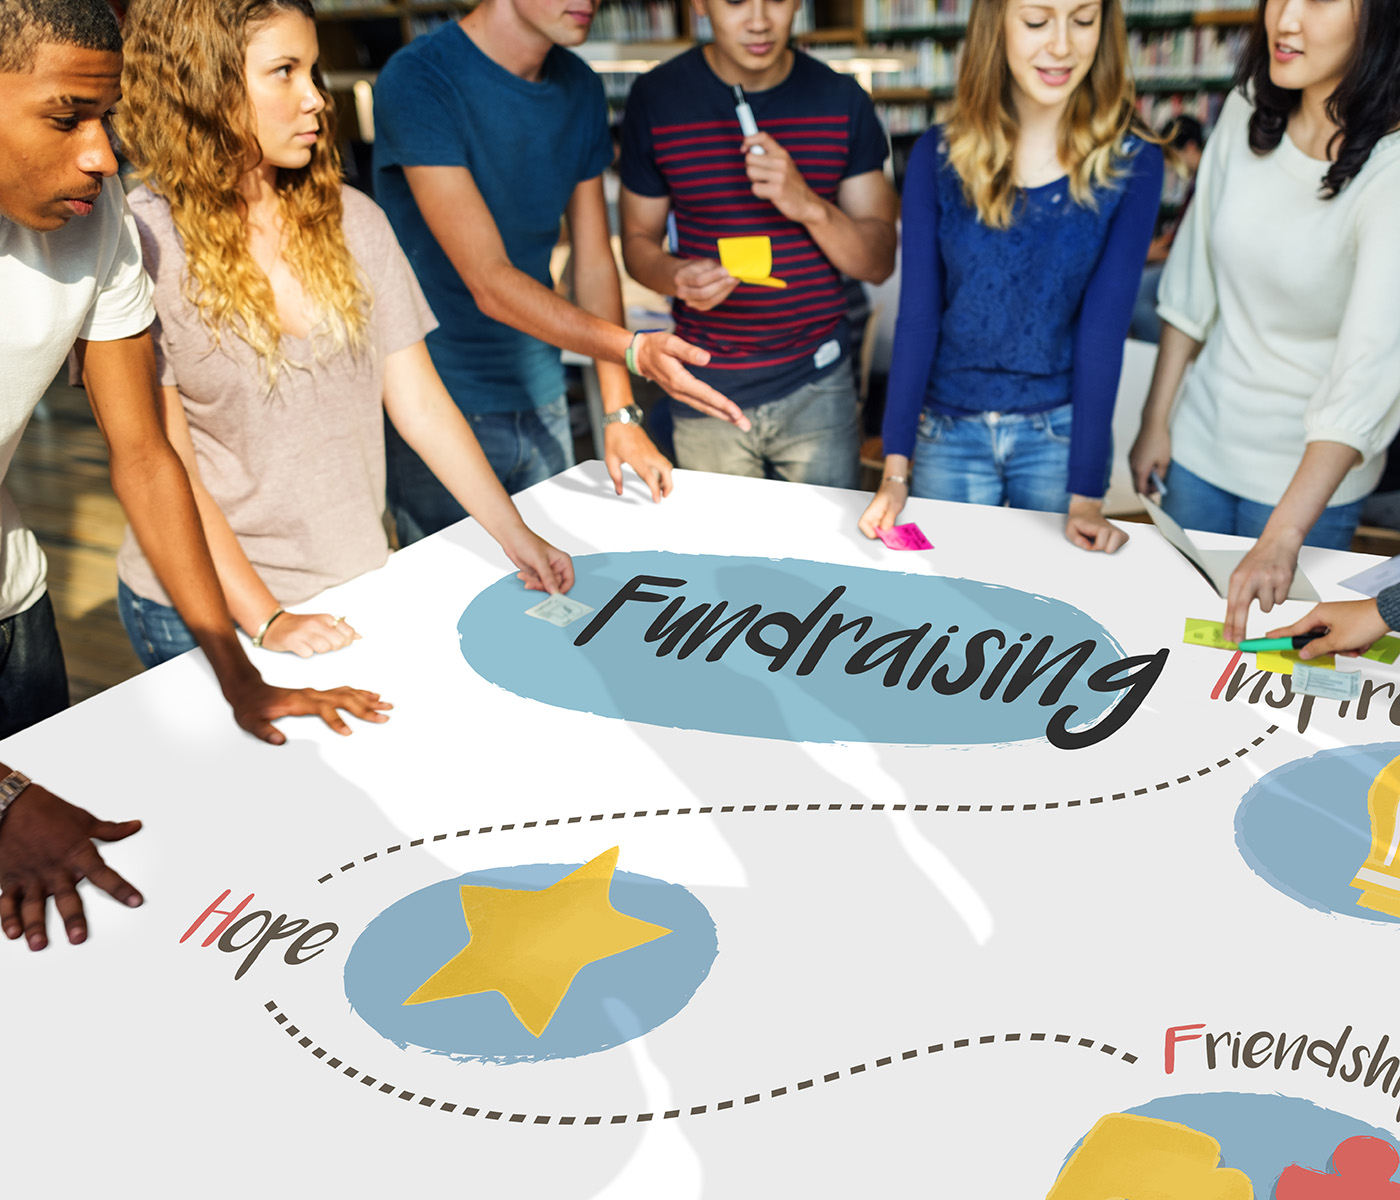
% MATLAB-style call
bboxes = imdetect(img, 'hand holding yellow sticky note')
[716,235,786,289]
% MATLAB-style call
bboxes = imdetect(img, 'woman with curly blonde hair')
[113,0,573,663]
[858,0,1162,554]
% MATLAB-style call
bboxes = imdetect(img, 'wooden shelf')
[796,27,861,43]
[315,5,399,20]
[871,85,952,101]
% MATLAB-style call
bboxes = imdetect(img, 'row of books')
[870,39,962,91]
[590,1,681,43]
[862,0,967,31]
[1129,26,1246,79]
[876,87,1225,137]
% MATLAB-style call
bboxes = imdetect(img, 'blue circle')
[343,862,718,1063]
[1060,1092,1399,1189]
[1235,741,1400,924]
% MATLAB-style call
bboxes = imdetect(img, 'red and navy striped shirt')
[620,48,888,409]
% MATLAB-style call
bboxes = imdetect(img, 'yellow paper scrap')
[1351,755,1400,918]
[1048,1113,1253,1200]
[1256,650,1336,675]
[716,235,787,288]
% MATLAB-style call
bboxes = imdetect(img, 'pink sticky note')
[876,522,933,551]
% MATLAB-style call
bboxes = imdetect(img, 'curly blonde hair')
[944,0,1148,229]
[117,0,368,378]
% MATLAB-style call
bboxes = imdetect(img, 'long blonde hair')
[118,0,368,377]
[944,0,1145,229]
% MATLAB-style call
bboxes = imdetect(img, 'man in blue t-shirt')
[618,0,897,487]
[373,0,748,543]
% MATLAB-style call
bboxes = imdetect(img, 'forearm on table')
[110,446,259,691]
[571,252,640,415]
[1261,441,1363,546]
[384,350,529,543]
[181,478,281,633]
[1140,322,1202,429]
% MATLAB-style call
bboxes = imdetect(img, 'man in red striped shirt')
[619,0,897,487]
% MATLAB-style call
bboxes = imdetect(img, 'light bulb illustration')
[1351,755,1400,917]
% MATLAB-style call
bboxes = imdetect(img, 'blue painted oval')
[459,551,1131,745]
[1235,741,1400,924]
[1062,1092,1399,1190]
[344,862,718,1064]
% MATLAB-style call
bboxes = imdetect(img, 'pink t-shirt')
[117,185,437,607]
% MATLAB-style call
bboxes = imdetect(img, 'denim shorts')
[911,403,1075,513]
[118,579,199,669]
[670,368,860,488]
[1160,460,1365,550]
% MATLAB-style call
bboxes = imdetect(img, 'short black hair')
[1164,116,1204,152]
[0,0,122,75]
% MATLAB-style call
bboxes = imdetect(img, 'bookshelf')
[315,0,1256,174]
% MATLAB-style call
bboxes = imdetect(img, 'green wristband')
[625,328,667,376]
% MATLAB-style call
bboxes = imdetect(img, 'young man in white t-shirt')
[0,0,390,953]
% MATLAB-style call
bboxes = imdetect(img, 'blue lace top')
[883,127,1163,497]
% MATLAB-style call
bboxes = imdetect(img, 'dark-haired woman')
[1130,0,1400,642]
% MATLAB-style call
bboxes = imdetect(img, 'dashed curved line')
[315,725,1281,884]
[264,1001,1136,1123]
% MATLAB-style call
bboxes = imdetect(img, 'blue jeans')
[0,591,69,737]
[387,396,574,546]
[1160,460,1364,550]
[118,579,198,669]
[912,403,1076,513]
[670,369,860,488]
[1130,263,1164,343]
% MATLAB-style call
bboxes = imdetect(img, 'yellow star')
[402,846,671,1037]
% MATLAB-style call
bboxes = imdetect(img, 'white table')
[6,465,1399,1196]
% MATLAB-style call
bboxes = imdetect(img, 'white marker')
[731,84,765,155]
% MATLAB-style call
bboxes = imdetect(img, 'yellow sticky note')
[1048,1113,1253,1200]
[716,235,787,288]
[1256,650,1336,675]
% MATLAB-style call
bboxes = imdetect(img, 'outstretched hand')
[605,422,673,504]
[225,680,392,743]
[632,332,751,430]
[0,784,143,951]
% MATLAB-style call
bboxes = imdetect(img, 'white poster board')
[5,464,1398,1197]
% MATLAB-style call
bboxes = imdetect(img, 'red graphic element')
[180,890,254,947]
[1211,651,1243,700]
[1276,1137,1400,1198]
[1164,1023,1207,1074]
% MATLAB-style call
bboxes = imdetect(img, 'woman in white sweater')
[1129,0,1400,642]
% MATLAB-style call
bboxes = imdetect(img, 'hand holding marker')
[1237,631,1328,652]
[733,85,765,155]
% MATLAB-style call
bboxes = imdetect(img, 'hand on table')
[502,528,575,595]
[742,133,823,225]
[858,478,909,539]
[1129,423,1171,496]
[632,332,751,431]
[1064,496,1129,553]
[672,259,738,312]
[261,611,359,658]
[1266,599,1391,661]
[225,679,392,744]
[605,421,673,503]
[0,784,142,951]
[1224,533,1301,644]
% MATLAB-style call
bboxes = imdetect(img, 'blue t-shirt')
[619,48,888,412]
[882,127,1163,496]
[373,24,613,414]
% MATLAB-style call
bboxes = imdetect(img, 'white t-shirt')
[0,175,155,620]
[1159,90,1400,508]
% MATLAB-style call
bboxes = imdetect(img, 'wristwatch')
[601,404,646,429]
[0,769,32,829]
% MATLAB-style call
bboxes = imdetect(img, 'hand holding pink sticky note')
[876,522,933,551]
